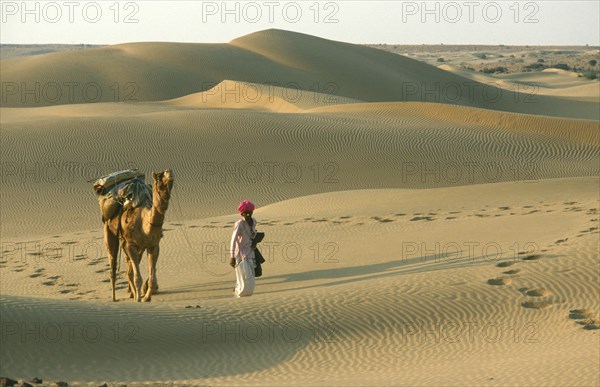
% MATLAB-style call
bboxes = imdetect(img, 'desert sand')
[1,29,599,386]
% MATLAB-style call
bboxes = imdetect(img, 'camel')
[102,169,174,302]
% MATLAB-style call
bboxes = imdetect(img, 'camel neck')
[150,206,165,227]
[151,189,169,226]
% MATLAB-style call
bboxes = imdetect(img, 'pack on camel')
[94,169,175,302]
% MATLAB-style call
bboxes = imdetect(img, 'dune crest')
[2,29,598,119]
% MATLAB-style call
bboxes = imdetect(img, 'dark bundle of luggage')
[93,169,152,222]
[252,232,266,277]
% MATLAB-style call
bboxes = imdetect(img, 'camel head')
[152,169,175,203]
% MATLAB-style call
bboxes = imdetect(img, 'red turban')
[237,200,255,213]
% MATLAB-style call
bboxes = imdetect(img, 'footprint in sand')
[524,288,550,297]
[340,215,352,219]
[569,308,594,320]
[569,309,600,330]
[521,299,553,309]
[58,289,72,294]
[496,261,517,268]
[100,278,110,283]
[498,206,510,211]
[554,239,568,245]
[30,268,46,277]
[581,321,600,330]
[487,277,512,286]
[372,216,394,223]
[503,269,521,275]
[580,227,599,234]
[410,216,433,221]
[522,254,542,261]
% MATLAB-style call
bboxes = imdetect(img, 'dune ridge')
[2,29,599,119]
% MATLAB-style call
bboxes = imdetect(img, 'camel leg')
[142,246,159,302]
[153,247,159,293]
[142,277,158,295]
[126,256,134,298]
[103,222,119,302]
[123,243,143,302]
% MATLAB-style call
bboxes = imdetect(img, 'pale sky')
[1,0,599,45]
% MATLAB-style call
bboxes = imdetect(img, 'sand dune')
[1,29,599,386]
[2,98,598,238]
[1,178,598,385]
[2,29,599,119]
[168,80,359,112]
[439,64,600,102]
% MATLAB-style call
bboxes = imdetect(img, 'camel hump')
[93,169,145,195]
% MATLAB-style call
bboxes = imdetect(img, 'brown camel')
[102,169,174,302]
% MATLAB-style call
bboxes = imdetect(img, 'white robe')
[230,218,257,297]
